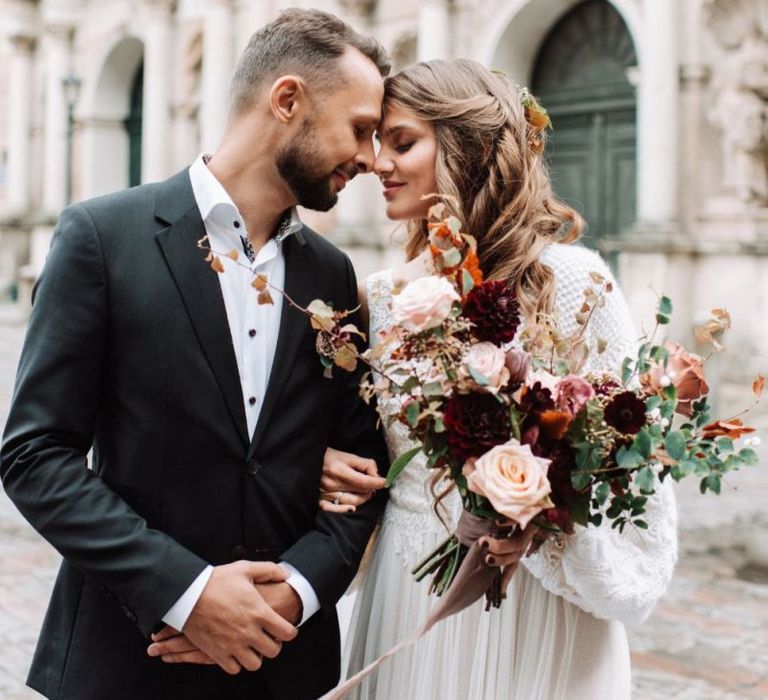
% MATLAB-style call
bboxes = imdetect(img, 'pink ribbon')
[322,511,498,700]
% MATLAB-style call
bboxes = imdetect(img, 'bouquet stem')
[412,535,467,591]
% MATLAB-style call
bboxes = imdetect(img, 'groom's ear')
[269,76,307,124]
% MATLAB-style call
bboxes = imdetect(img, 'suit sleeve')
[279,254,389,614]
[0,205,208,637]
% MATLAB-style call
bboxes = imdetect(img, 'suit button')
[231,545,248,561]
[247,459,262,476]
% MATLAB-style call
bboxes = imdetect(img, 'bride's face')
[373,104,438,221]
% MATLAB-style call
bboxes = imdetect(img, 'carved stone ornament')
[705,0,768,204]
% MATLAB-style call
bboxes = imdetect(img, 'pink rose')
[391,276,460,333]
[463,439,553,528]
[462,342,510,391]
[641,341,709,417]
[556,375,595,416]
[505,349,531,384]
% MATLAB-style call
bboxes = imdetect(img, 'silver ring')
[333,492,342,506]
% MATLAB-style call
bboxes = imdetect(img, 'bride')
[319,58,678,699]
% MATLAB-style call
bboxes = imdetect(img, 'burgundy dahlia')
[462,280,521,344]
[519,382,555,415]
[443,393,511,462]
[604,391,647,435]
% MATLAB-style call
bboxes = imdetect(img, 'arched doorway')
[125,62,143,187]
[532,0,637,247]
[78,36,144,198]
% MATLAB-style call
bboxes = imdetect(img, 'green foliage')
[664,431,687,460]
[385,446,421,487]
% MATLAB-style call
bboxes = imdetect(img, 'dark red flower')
[590,374,622,397]
[604,391,647,435]
[443,393,511,462]
[519,382,555,415]
[462,280,521,344]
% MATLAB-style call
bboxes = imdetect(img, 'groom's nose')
[353,139,376,174]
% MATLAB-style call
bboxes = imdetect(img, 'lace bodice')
[365,243,677,624]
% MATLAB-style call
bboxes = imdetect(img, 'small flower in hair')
[520,87,552,154]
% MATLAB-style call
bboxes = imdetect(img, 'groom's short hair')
[230,8,391,115]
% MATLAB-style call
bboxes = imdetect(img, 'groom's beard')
[276,119,342,212]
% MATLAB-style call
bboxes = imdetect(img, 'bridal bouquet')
[350,204,762,608]
[199,205,762,612]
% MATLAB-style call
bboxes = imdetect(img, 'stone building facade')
[0,0,766,422]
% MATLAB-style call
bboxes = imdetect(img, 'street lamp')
[62,71,81,205]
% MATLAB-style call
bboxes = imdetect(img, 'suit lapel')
[154,175,249,449]
[248,232,315,458]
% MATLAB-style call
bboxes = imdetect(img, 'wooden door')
[532,0,638,248]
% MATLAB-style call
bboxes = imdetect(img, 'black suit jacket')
[0,169,388,700]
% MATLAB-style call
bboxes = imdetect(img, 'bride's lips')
[382,180,405,199]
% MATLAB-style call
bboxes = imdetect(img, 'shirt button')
[248,329,257,338]
[233,220,241,229]
[248,396,257,405]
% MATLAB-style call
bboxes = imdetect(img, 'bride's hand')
[319,447,386,514]
[479,521,540,593]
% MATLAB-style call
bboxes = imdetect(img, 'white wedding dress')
[341,243,678,700]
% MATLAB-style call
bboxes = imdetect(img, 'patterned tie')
[240,235,255,263]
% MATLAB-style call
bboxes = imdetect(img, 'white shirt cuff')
[280,562,320,625]
[161,565,213,631]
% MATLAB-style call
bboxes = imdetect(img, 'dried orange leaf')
[334,344,358,372]
[589,271,605,285]
[307,299,335,318]
[210,256,225,273]
[227,249,239,261]
[754,374,765,398]
[251,274,269,291]
[701,418,755,440]
[257,289,274,305]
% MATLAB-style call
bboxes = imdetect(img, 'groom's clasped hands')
[147,560,300,674]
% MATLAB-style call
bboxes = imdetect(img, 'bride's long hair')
[384,59,584,520]
[384,58,583,320]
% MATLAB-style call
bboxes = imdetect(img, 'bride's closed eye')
[395,143,414,154]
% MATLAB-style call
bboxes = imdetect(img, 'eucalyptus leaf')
[634,465,656,493]
[406,401,420,428]
[385,446,421,487]
[664,431,687,460]
[633,430,653,459]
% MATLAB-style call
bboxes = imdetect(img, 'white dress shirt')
[162,154,320,631]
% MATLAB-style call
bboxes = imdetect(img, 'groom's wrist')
[280,562,320,625]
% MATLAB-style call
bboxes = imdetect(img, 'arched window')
[532,0,637,247]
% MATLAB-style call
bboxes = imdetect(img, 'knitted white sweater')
[520,243,678,624]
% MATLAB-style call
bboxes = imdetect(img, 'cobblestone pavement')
[0,314,766,699]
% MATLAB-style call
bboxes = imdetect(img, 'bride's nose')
[373,154,393,178]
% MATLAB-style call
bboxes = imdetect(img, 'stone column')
[4,34,35,214]
[417,0,451,62]
[636,0,679,225]
[200,0,234,151]
[41,21,73,214]
[141,0,175,183]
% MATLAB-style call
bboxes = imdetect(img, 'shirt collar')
[188,153,302,243]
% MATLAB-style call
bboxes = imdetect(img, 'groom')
[0,9,390,700]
